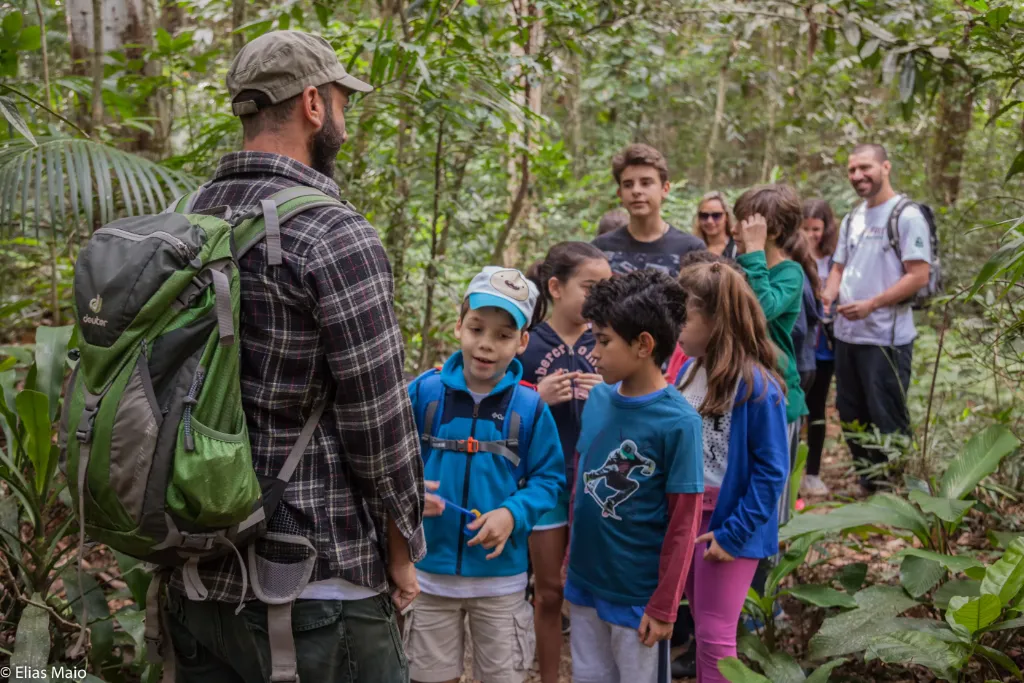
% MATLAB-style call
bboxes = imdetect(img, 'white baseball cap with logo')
[465,266,539,330]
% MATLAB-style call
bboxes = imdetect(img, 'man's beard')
[309,111,344,180]
[854,177,882,198]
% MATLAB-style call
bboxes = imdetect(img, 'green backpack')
[60,185,341,682]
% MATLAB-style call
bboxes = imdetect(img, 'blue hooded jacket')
[518,322,599,482]
[409,352,565,578]
[677,359,790,559]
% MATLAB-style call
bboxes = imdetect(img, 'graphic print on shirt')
[605,251,681,277]
[581,439,656,520]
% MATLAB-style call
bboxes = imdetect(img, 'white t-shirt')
[299,577,381,601]
[417,570,528,599]
[833,195,931,346]
[678,365,733,488]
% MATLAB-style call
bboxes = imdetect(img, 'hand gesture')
[424,480,445,517]
[573,373,604,400]
[537,370,578,406]
[388,556,420,611]
[837,299,876,321]
[466,507,516,560]
[738,213,768,254]
[637,613,673,647]
[696,531,735,562]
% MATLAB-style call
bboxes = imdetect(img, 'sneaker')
[671,647,696,679]
[801,474,830,496]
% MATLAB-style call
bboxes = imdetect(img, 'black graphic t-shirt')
[592,224,706,277]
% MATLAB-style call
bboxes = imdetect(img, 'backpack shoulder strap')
[886,195,914,260]
[505,383,543,471]
[232,186,344,264]
[412,369,445,442]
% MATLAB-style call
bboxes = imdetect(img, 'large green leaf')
[804,659,847,683]
[837,562,868,593]
[895,548,984,575]
[809,586,919,658]
[780,494,928,543]
[15,389,53,495]
[950,594,1002,633]
[933,580,981,609]
[0,95,36,146]
[766,533,819,596]
[63,566,114,665]
[938,425,1020,500]
[901,555,946,598]
[0,137,198,238]
[33,325,73,422]
[866,631,970,682]
[718,657,772,683]
[114,550,152,609]
[908,491,975,524]
[10,592,50,672]
[785,584,857,609]
[115,607,147,660]
[981,537,1024,606]
[737,634,805,683]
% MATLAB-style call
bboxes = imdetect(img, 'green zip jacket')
[737,250,808,424]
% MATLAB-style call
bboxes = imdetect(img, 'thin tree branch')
[0,85,91,137]
[32,0,52,110]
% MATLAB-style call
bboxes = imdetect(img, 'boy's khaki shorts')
[402,591,536,683]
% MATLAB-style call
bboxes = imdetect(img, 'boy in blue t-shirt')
[405,266,565,683]
[566,270,704,683]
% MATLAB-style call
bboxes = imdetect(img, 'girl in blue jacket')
[675,261,790,683]
[520,241,611,683]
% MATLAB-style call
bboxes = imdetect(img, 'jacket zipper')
[455,400,479,576]
[94,226,194,260]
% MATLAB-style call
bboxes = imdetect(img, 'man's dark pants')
[834,340,913,471]
[165,587,408,683]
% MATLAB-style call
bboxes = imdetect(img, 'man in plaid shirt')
[164,31,425,683]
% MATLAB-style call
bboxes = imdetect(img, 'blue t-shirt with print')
[567,383,703,607]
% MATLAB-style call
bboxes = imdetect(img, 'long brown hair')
[802,199,838,257]
[692,191,734,245]
[783,229,820,292]
[677,262,786,416]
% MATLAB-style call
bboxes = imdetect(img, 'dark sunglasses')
[698,211,724,220]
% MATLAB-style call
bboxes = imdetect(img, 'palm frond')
[0,136,199,239]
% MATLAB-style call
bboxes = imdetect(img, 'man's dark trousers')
[834,340,913,470]
[165,587,408,682]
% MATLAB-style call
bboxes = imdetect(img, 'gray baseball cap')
[465,267,539,330]
[227,30,373,116]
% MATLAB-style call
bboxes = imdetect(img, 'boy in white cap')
[405,266,566,683]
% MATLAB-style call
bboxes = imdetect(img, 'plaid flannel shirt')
[168,152,425,603]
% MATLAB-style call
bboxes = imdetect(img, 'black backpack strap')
[886,196,914,263]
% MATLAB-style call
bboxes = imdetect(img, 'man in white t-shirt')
[822,144,931,488]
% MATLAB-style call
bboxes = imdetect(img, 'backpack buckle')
[75,407,99,444]
[179,532,216,551]
[459,437,480,453]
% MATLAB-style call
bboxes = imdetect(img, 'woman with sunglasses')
[693,191,738,259]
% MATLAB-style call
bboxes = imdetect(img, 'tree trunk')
[703,42,735,192]
[33,0,52,109]
[930,79,974,207]
[232,0,246,55]
[90,0,103,128]
[498,0,543,267]
[67,0,152,133]
[760,30,778,183]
